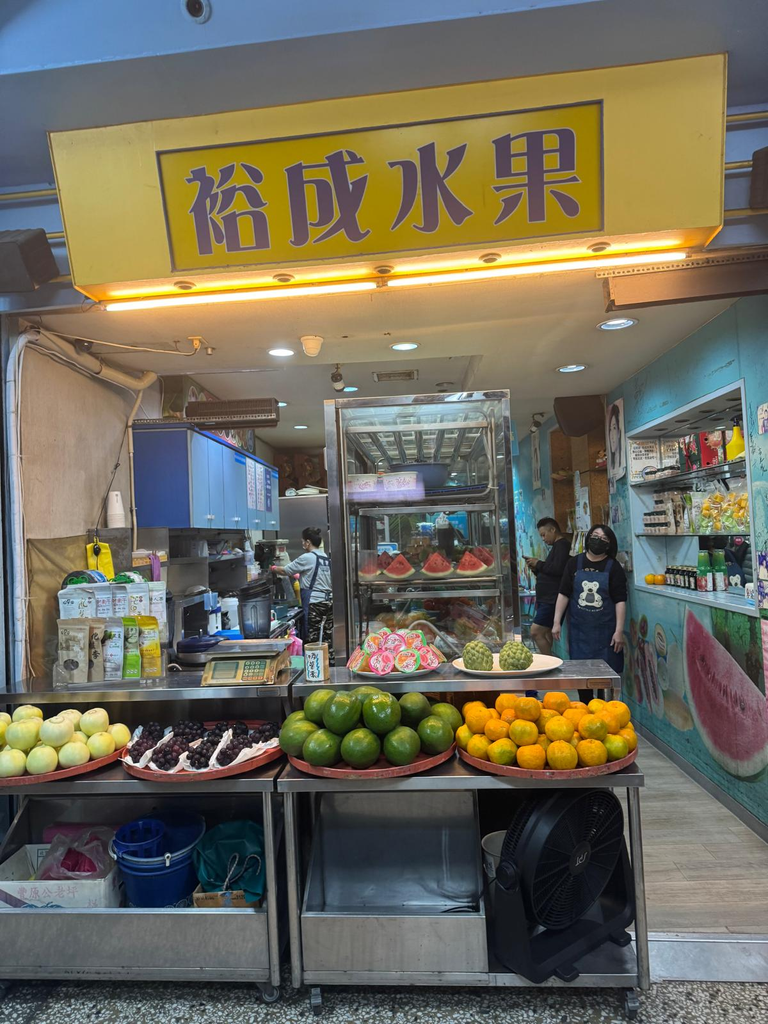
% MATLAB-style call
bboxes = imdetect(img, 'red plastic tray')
[0,748,125,787]
[288,742,456,780]
[120,719,283,782]
[457,744,637,779]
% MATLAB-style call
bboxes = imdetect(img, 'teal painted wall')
[609,296,768,826]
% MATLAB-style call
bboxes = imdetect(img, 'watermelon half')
[359,555,379,581]
[421,552,453,578]
[683,610,768,778]
[456,551,489,576]
[377,551,395,571]
[383,553,416,579]
[473,546,495,569]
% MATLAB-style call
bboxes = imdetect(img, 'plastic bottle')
[712,549,727,592]
[726,418,745,461]
[697,551,713,593]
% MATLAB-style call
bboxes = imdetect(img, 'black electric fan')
[491,789,635,983]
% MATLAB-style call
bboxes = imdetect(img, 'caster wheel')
[310,987,323,1016]
[260,985,280,1003]
[623,989,640,1020]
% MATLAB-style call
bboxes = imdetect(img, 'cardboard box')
[0,844,122,908]
[192,884,261,909]
[699,430,725,467]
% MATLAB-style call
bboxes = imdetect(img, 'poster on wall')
[606,398,626,489]
[531,428,542,490]
[573,470,591,530]
[628,439,660,483]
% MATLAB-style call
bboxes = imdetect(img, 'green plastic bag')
[193,821,265,903]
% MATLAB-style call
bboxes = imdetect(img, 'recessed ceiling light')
[391,342,419,351]
[277,401,288,408]
[269,347,294,357]
[343,385,359,392]
[557,364,587,373]
[598,318,637,331]
[294,424,309,430]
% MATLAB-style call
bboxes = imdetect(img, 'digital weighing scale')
[194,639,291,686]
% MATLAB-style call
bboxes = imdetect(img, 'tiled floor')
[1,978,767,1024]
[636,743,768,933]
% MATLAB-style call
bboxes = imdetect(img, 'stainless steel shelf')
[293,660,620,697]
[361,588,501,600]
[635,582,757,617]
[0,760,284,795]
[2,670,300,705]
[358,574,502,585]
[630,461,747,489]
[277,755,644,793]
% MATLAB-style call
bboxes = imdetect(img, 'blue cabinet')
[134,425,279,532]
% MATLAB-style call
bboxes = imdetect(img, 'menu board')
[629,439,661,483]
[246,460,257,510]
[255,463,266,511]
[265,469,273,513]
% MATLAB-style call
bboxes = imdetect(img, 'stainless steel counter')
[292,659,621,698]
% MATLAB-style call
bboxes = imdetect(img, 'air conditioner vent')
[372,369,419,383]
[185,398,279,428]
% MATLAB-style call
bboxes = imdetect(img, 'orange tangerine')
[537,734,551,751]
[547,739,578,770]
[604,734,629,762]
[542,691,570,714]
[495,693,518,714]
[455,724,473,751]
[500,708,517,724]
[465,706,494,734]
[462,700,486,718]
[488,708,500,719]
[605,700,631,728]
[623,720,636,732]
[516,743,547,770]
[466,734,492,760]
[569,700,589,713]
[587,698,607,714]
[537,708,560,733]
[484,717,510,742]
[514,696,542,722]
[597,711,621,735]
[488,738,517,766]
[509,719,539,746]
[619,727,638,752]
[563,708,587,730]
[578,714,608,742]
[545,716,575,742]
[576,739,608,767]
[570,735,580,748]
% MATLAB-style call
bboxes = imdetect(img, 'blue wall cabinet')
[134,426,279,531]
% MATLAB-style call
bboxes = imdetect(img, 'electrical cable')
[39,329,200,357]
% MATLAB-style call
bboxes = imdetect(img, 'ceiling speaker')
[0,229,59,291]
[553,395,605,436]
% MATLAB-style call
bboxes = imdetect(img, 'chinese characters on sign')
[158,101,602,271]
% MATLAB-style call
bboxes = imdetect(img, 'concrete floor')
[1,978,767,1024]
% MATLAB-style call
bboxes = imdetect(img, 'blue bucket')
[113,813,205,908]
[114,818,165,859]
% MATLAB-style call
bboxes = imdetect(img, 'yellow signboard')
[49,55,726,300]
[158,102,602,272]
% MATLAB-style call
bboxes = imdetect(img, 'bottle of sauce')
[697,551,713,592]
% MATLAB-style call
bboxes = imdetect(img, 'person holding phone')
[552,524,626,702]
[523,517,571,656]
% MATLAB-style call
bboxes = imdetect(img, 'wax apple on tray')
[122,717,281,774]
[347,629,446,677]
[0,705,129,779]
[280,686,458,772]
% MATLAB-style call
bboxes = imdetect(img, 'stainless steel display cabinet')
[279,758,650,1019]
[324,391,520,661]
[0,682,290,999]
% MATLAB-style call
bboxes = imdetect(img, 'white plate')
[452,653,563,677]
[350,667,438,680]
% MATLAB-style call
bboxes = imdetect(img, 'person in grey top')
[272,527,334,662]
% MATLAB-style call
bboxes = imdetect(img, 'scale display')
[201,650,289,686]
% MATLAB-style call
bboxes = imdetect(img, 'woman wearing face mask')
[552,525,627,702]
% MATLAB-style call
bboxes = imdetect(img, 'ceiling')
[36,269,733,447]
[2,0,767,188]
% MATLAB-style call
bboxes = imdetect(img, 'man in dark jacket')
[524,517,571,656]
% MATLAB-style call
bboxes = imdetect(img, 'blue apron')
[567,554,623,673]
[301,552,331,641]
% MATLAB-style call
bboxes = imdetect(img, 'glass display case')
[324,392,519,660]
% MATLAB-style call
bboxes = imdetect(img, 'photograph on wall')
[606,398,626,486]
[531,427,542,490]
[759,403,768,435]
